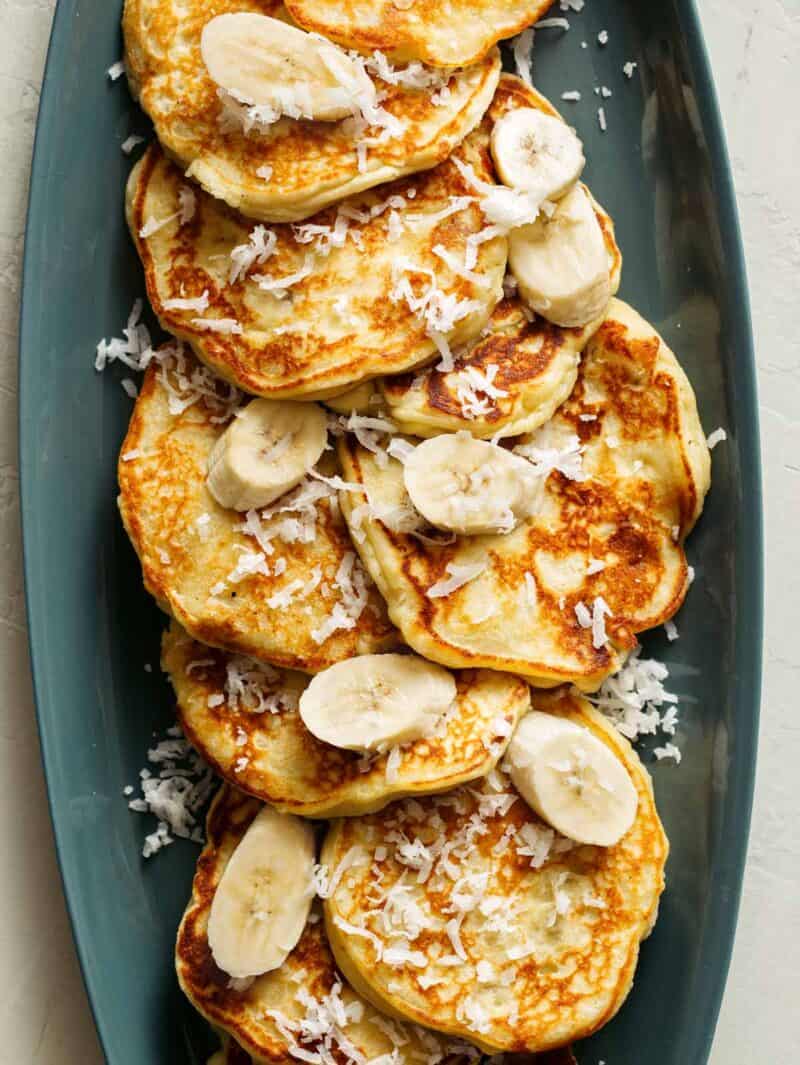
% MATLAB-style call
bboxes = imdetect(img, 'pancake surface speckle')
[163,620,530,817]
[123,0,501,221]
[118,344,396,672]
[322,688,668,1053]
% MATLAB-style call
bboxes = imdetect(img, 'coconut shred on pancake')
[125,115,507,399]
[176,785,481,1065]
[321,688,668,1054]
[117,343,396,672]
[163,619,530,817]
[284,0,552,68]
[122,0,501,222]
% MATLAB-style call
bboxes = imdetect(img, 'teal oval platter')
[19,2,762,1064]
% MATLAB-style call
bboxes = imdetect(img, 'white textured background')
[0,1,797,1062]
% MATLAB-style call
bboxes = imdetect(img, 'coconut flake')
[427,560,487,599]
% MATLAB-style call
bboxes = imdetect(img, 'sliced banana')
[508,184,612,328]
[299,653,457,753]
[207,804,315,979]
[200,13,369,122]
[505,711,638,846]
[403,432,535,536]
[206,398,328,511]
[491,107,585,202]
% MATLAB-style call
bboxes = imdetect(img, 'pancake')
[125,119,507,400]
[525,298,711,539]
[163,620,531,818]
[123,0,501,222]
[336,424,690,690]
[326,81,622,438]
[374,189,620,440]
[118,343,396,672]
[284,0,552,68]
[322,688,668,1053]
[177,784,481,1064]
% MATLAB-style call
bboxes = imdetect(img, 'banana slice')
[206,398,328,511]
[299,653,456,753]
[490,107,585,201]
[207,804,315,978]
[403,432,535,535]
[505,711,638,846]
[508,184,612,328]
[200,13,369,122]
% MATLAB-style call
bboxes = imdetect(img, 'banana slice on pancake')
[201,14,369,123]
[207,399,328,511]
[491,107,585,200]
[207,804,314,978]
[506,711,639,846]
[403,434,537,535]
[509,184,613,328]
[298,653,457,753]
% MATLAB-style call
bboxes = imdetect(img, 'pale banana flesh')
[505,711,639,846]
[206,398,328,511]
[508,183,612,328]
[298,653,457,753]
[207,804,315,979]
[200,13,369,121]
[403,433,537,535]
[490,107,585,202]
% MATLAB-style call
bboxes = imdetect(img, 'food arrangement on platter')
[98,2,724,1059]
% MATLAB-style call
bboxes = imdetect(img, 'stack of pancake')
[116,3,711,1061]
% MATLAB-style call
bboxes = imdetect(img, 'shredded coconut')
[229,225,278,283]
[163,291,210,313]
[126,726,214,857]
[512,29,535,86]
[587,647,680,747]
[427,560,487,599]
[121,133,145,155]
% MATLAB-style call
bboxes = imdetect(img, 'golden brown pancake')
[372,196,620,438]
[123,0,501,221]
[177,784,481,1063]
[336,428,689,690]
[163,620,530,817]
[284,0,552,68]
[125,114,507,399]
[327,79,622,438]
[530,298,711,539]
[322,688,668,1053]
[118,344,396,672]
